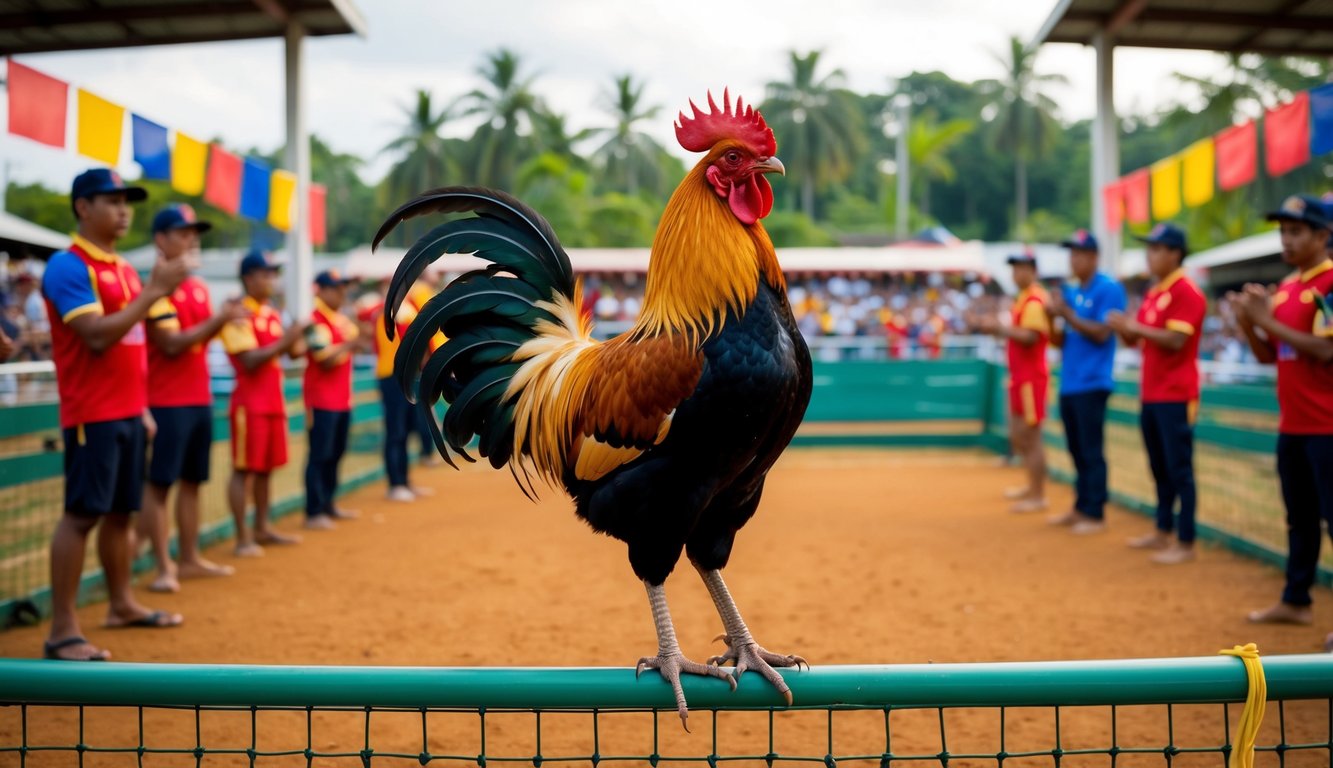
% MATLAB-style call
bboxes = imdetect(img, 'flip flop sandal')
[105,610,183,629]
[43,636,108,661]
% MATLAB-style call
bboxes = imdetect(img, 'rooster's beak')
[753,156,786,176]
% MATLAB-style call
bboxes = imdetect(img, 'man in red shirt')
[302,269,361,530]
[979,253,1051,513]
[1233,194,1333,629]
[1107,223,1206,563]
[138,204,247,593]
[220,249,308,556]
[39,169,193,661]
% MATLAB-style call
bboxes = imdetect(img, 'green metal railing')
[1,656,1331,765]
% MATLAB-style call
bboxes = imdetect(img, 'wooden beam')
[250,0,289,23]
[1064,7,1333,34]
[0,25,355,57]
[1105,0,1149,37]
[0,2,257,32]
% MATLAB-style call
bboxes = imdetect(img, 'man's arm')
[1239,284,1333,364]
[53,253,193,353]
[232,322,307,372]
[147,299,247,357]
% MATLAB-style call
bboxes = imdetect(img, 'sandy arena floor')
[0,448,1329,766]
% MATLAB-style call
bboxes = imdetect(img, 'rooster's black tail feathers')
[374,186,576,471]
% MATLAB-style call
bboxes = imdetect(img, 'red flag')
[309,183,327,247]
[8,60,68,148]
[1264,92,1311,177]
[1122,169,1150,225]
[203,144,242,214]
[1216,120,1257,191]
[1101,179,1124,232]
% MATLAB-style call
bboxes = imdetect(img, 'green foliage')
[764,211,838,247]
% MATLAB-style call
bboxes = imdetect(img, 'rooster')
[375,90,812,726]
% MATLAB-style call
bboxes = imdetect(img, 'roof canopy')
[0,0,366,56]
[1033,0,1333,56]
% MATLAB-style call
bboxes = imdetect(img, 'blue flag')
[131,115,170,180]
[1310,83,1333,157]
[240,158,271,221]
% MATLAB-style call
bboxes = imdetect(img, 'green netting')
[1,656,1331,766]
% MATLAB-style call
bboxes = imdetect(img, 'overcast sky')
[0,0,1226,193]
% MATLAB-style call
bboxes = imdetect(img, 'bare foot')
[1003,486,1031,500]
[44,636,111,661]
[145,572,180,593]
[331,508,360,520]
[636,651,736,730]
[234,542,265,558]
[103,608,184,629]
[410,485,435,497]
[255,530,301,546]
[177,559,235,579]
[1009,498,1048,514]
[303,516,337,531]
[1128,531,1172,550]
[1150,544,1195,565]
[1247,602,1313,625]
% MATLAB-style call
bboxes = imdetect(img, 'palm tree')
[380,89,457,204]
[1167,54,1329,135]
[906,111,974,218]
[978,36,1068,236]
[587,74,667,197]
[761,50,867,219]
[457,48,547,188]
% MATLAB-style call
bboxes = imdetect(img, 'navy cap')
[239,248,282,277]
[151,203,213,235]
[1060,229,1099,252]
[1266,194,1331,230]
[1135,222,1188,253]
[314,269,353,288]
[71,168,147,203]
[1006,251,1037,267]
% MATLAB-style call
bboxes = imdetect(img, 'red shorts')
[1008,379,1047,426]
[231,407,288,473]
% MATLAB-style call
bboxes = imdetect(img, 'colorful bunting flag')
[8,60,68,148]
[1216,121,1257,192]
[1101,180,1124,233]
[240,158,272,221]
[1310,83,1333,157]
[1264,92,1310,177]
[132,115,171,180]
[309,183,328,246]
[1122,169,1150,226]
[1180,138,1215,208]
[75,89,125,166]
[172,132,208,195]
[204,144,243,214]
[1150,155,1181,221]
[269,170,297,232]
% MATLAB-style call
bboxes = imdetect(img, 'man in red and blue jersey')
[1233,194,1333,629]
[1108,223,1207,565]
[40,168,191,661]
[220,249,308,556]
[138,204,248,593]
[302,270,361,530]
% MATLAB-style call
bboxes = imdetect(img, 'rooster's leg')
[698,567,806,705]
[635,580,736,730]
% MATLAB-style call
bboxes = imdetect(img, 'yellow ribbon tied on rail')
[1219,643,1266,768]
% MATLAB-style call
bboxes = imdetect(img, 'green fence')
[1,655,1330,765]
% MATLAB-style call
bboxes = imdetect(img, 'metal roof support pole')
[1090,30,1121,275]
[283,19,313,319]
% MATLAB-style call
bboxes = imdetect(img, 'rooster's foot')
[636,651,736,730]
[707,634,806,705]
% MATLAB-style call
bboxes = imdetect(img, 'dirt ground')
[0,448,1330,766]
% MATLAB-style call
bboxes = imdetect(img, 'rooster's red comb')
[674,89,776,157]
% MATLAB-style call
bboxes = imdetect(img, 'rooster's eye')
[724,151,741,165]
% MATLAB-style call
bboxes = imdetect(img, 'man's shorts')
[231,407,288,473]
[62,417,145,516]
[1009,378,1048,427]
[148,405,213,486]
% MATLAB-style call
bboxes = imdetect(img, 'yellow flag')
[172,132,208,195]
[1151,155,1182,221]
[1181,138,1216,208]
[76,89,125,166]
[269,170,297,232]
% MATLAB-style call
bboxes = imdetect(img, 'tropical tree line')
[7,44,1331,254]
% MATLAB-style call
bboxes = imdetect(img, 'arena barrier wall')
[1,654,1330,765]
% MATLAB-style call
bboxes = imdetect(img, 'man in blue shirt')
[1046,230,1126,535]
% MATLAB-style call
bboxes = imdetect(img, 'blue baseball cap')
[1266,194,1330,230]
[239,248,282,277]
[1135,222,1188,254]
[1006,251,1037,267]
[151,203,213,235]
[314,269,353,288]
[71,168,147,203]
[1060,229,1099,252]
